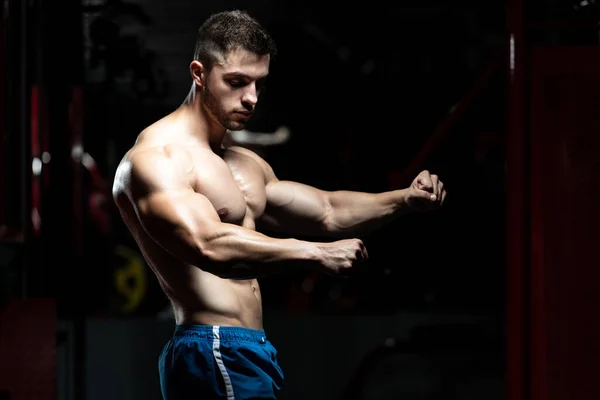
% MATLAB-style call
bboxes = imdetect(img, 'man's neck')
[178,85,227,153]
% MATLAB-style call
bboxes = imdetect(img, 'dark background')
[80,0,510,317]
[1,0,600,399]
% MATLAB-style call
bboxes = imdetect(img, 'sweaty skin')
[112,47,445,331]
[112,122,371,329]
[113,125,279,329]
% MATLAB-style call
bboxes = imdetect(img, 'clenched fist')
[406,170,447,212]
[315,238,368,277]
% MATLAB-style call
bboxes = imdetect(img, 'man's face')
[202,47,270,131]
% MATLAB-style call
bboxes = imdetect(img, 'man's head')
[190,10,277,131]
[193,10,277,73]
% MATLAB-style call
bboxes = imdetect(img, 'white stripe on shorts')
[212,326,235,400]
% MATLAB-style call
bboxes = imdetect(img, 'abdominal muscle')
[126,218,264,330]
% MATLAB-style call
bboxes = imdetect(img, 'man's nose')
[242,84,258,107]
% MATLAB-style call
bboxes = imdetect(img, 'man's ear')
[190,60,205,87]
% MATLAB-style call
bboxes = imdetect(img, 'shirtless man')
[112,9,446,400]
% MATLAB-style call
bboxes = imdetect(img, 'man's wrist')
[392,188,412,214]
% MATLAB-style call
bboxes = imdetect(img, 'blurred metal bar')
[529,45,600,400]
[18,0,30,245]
[506,0,529,398]
[0,0,5,229]
[30,86,40,237]
[0,0,28,245]
[69,86,84,257]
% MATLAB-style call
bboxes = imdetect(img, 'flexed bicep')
[115,148,327,278]
[224,146,334,237]
[261,180,334,237]
[115,149,222,265]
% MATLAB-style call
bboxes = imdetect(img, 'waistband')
[174,324,267,343]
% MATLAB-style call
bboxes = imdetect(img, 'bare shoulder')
[112,144,195,202]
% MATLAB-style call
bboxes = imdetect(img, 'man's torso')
[113,120,272,330]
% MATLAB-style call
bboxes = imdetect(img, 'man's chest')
[192,151,268,226]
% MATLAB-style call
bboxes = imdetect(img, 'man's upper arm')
[256,155,333,236]
[124,150,222,250]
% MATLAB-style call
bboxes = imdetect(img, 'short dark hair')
[193,10,277,71]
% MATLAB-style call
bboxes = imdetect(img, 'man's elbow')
[140,214,217,262]
[320,203,343,236]
[188,229,250,278]
[175,222,231,263]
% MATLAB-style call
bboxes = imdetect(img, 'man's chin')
[225,122,246,132]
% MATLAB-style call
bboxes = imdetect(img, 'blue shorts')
[158,324,284,400]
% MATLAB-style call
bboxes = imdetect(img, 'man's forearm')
[325,189,411,237]
[147,218,320,278]
[201,223,320,277]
